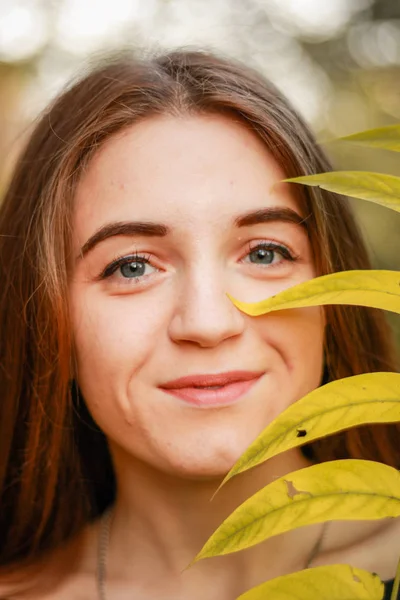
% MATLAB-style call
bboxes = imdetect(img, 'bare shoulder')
[318,516,400,581]
[0,566,45,600]
[0,573,96,600]
[0,579,15,600]
[0,521,99,600]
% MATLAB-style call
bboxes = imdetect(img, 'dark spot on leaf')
[284,479,312,499]
[296,429,307,438]
[350,567,363,583]
[285,480,299,499]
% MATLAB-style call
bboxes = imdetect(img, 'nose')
[167,266,245,348]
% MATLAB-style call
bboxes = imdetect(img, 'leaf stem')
[390,554,400,600]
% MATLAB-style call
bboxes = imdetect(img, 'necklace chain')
[97,507,113,600]
[96,506,327,600]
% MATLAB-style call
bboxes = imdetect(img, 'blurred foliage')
[0,0,398,346]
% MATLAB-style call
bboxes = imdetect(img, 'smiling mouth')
[194,385,224,389]
[160,376,263,408]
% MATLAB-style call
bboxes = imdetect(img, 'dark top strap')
[384,579,398,599]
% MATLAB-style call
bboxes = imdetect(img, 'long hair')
[0,49,398,570]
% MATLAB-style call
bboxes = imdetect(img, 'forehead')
[73,113,301,237]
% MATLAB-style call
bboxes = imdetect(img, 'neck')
[104,443,321,596]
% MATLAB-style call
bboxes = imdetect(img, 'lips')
[159,370,265,407]
[160,370,265,390]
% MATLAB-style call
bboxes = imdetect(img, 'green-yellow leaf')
[227,270,400,316]
[338,124,400,153]
[392,557,400,600]
[192,460,400,563]
[236,565,384,600]
[219,372,400,488]
[284,171,400,213]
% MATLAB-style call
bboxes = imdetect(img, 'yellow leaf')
[219,372,400,487]
[338,124,400,153]
[236,565,384,600]
[283,172,400,213]
[227,270,400,316]
[392,557,400,600]
[192,460,400,563]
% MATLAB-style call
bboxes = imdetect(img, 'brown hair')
[0,49,398,571]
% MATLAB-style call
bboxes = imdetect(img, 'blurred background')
[0,0,399,344]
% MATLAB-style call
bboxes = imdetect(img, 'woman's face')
[70,113,325,479]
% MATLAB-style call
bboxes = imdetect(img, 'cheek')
[258,307,325,405]
[70,289,167,400]
[284,307,325,363]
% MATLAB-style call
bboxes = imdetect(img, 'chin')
[160,444,243,481]
[169,464,233,482]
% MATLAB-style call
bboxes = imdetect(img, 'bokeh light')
[0,0,47,61]
[0,0,399,344]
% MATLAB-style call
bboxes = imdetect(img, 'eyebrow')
[78,221,169,260]
[77,207,307,260]
[233,207,307,228]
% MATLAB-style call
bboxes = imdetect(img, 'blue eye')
[244,243,295,266]
[100,253,157,281]
[120,260,148,278]
[249,246,275,265]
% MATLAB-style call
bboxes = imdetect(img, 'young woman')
[0,49,398,600]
